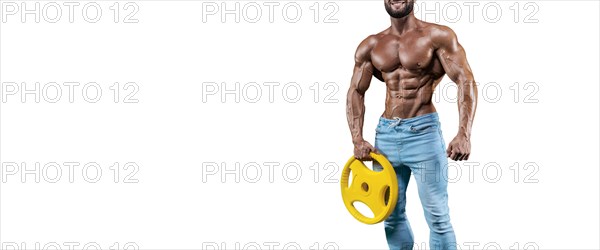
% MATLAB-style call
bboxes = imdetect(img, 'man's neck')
[390,13,418,35]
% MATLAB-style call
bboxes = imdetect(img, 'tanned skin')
[346,0,477,162]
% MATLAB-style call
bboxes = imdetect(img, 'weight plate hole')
[347,170,354,188]
[384,186,390,206]
[352,201,374,218]
[361,182,369,192]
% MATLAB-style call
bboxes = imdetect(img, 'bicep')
[350,37,377,94]
[435,32,473,83]
[349,60,374,94]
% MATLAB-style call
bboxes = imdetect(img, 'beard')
[384,0,414,19]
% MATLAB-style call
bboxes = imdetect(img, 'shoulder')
[423,23,459,48]
[353,27,397,62]
[354,33,384,62]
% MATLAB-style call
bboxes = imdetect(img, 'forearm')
[347,88,366,144]
[457,79,478,139]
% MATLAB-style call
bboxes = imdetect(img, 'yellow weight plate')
[340,152,398,224]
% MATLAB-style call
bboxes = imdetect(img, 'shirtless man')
[346,0,477,249]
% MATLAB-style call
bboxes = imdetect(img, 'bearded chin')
[385,2,414,18]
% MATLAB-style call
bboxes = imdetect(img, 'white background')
[0,0,598,249]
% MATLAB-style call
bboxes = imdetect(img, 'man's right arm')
[346,36,379,161]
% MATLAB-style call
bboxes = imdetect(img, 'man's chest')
[370,35,437,73]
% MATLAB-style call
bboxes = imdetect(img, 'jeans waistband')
[378,112,440,127]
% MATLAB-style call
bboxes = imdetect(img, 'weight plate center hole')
[361,182,369,192]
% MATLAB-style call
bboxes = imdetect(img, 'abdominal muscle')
[381,69,443,119]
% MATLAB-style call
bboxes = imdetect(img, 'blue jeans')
[373,112,457,250]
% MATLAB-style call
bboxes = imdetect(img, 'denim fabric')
[373,112,457,250]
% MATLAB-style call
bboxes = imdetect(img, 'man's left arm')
[433,26,478,161]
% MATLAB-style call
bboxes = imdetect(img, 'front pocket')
[375,123,387,134]
[409,123,437,133]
